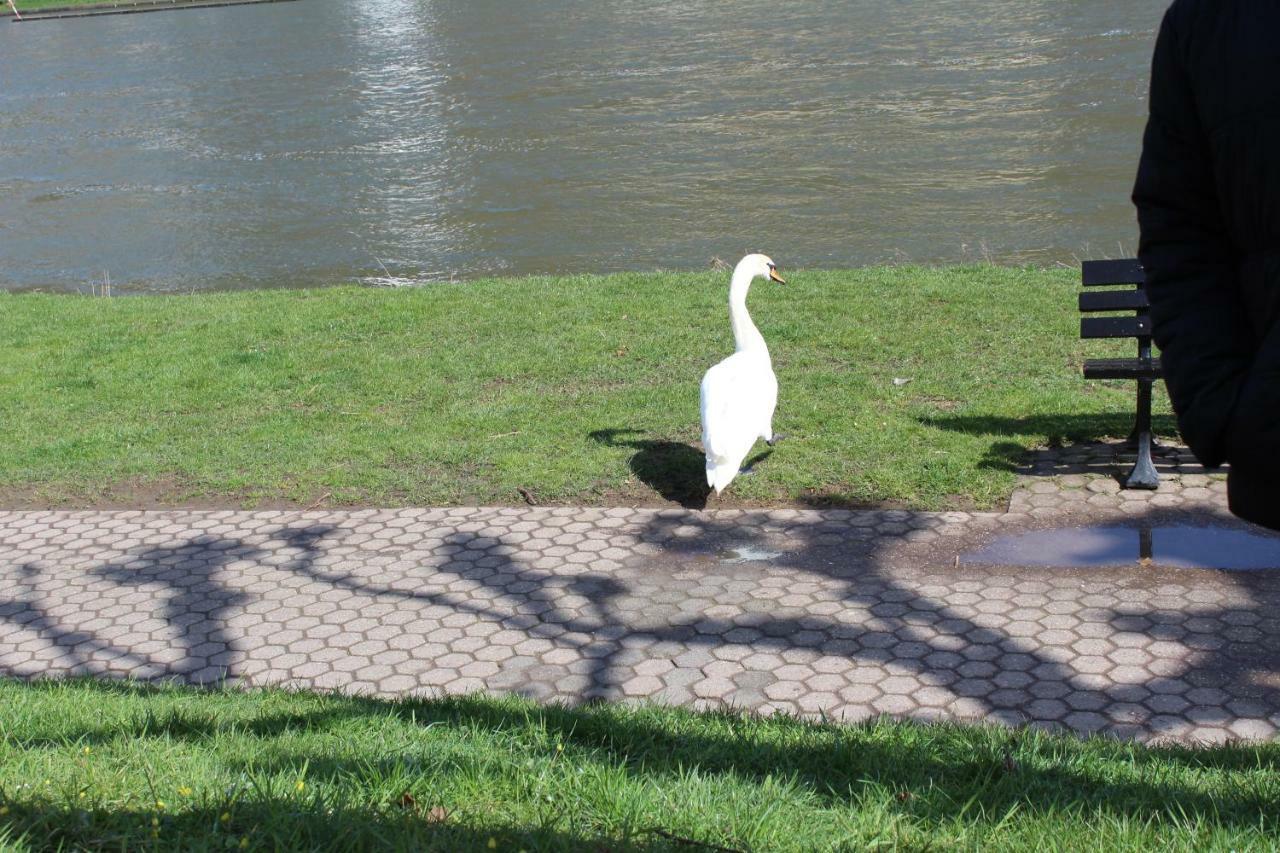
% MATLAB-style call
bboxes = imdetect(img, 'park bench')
[1079,258,1162,489]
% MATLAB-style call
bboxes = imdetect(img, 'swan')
[700,253,785,495]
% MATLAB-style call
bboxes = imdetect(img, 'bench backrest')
[1080,258,1149,340]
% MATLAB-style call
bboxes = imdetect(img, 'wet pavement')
[1,442,1278,744]
[962,523,1280,570]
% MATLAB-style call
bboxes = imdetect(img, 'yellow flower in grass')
[487,839,497,850]
[239,837,250,849]
[0,805,10,817]
[294,780,305,793]
[220,811,231,823]
[155,800,166,810]
[177,786,193,797]
[82,746,91,755]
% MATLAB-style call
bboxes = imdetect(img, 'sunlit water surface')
[1,0,1165,292]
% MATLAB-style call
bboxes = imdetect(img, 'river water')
[1,0,1166,293]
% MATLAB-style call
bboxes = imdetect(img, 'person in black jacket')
[1132,0,1280,531]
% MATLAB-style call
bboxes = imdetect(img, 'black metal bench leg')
[1124,420,1162,451]
[1124,378,1159,489]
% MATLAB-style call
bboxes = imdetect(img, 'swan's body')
[700,254,785,494]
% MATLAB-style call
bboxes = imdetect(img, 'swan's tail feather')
[708,460,738,495]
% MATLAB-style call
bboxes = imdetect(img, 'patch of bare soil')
[0,477,311,511]
[0,478,992,513]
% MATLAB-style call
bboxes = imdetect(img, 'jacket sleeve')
[1132,3,1252,468]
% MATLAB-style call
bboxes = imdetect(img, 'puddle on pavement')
[961,524,1280,570]
[717,545,784,564]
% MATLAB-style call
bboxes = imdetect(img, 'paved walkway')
[2,443,1278,744]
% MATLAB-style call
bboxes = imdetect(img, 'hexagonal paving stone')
[3,499,1276,745]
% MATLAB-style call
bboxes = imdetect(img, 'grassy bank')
[0,266,1171,511]
[8,0,160,13]
[5,0,97,12]
[6,0,277,15]
[1,679,1275,851]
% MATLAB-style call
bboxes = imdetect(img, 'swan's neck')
[729,268,768,355]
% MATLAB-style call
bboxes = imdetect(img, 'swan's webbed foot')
[766,433,788,447]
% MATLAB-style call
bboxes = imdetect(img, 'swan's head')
[735,253,786,284]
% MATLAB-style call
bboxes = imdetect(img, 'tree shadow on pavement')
[0,527,333,687]
[255,507,1280,747]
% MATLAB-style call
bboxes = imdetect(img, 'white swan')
[701,253,785,495]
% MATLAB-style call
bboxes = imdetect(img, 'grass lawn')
[1,679,1276,851]
[6,0,238,14]
[0,266,1172,511]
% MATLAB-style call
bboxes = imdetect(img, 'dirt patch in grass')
[0,477,313,512]
[0,476,952,513]
[581,481,926,513]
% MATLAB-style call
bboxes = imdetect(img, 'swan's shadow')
[589,429,712,509]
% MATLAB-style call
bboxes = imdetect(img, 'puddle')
[961,524,1280,570]
[717,545,784,564]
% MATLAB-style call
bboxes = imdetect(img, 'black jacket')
[1133,0,1280,530]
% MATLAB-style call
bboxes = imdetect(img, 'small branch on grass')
[489,431,521,439]
[517,487,537,506]
[305,492,331,510]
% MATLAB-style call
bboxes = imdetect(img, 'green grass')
[0,266,1172,511]
[8,0,212,14]
[0,680,1275,851]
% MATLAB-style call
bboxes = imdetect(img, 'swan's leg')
[766,432,787,447]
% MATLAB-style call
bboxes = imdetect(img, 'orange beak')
[769,266,786,284]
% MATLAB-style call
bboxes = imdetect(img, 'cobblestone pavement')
[3,442,1279,745]
[1007,439,1230,517]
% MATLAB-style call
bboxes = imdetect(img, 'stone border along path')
[1,442,1277,744]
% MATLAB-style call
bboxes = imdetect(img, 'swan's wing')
[756,366,778,438]
[700,356,765,467]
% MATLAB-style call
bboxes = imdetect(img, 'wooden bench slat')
[1081,315,1151,338]
[1083,357,1162,380]
[1082,258,1145,286]
[1079,290,1150,312]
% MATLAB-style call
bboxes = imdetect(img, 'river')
[0,0,1167,292]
